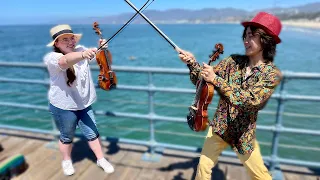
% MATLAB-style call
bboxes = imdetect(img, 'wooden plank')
[24,150,62,180]
[0,137,26,160]
[7,138,43,157]
[14,144,60,180]
[136,168,167,180]
[284,173,319,180]
[74,163,110,180]
[225,164,249,180]
[118,165,141,180]
[117,149,148,168]
[103,164,126,180]
[281,164,320,180]
[302,176,320,180]
[0,130,318,180]
[281,164,317,175]
[49,158,92,180]
[0,129,55,141]
[8,138,52,180]
[0,134,9,143]
[4,138,44,179]
[284,173,304,180]
[101,142,129,164]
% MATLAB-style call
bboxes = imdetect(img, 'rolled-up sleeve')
[43,52,65,74]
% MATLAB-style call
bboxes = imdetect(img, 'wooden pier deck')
[0,129,319,180]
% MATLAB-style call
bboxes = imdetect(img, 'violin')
[92,22,117,90]
[187,43,224,132]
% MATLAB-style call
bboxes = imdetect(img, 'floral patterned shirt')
[187,55,282,154]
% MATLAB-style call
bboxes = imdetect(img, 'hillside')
[57,2,320,24]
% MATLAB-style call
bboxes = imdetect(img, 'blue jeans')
[49,103,100,144]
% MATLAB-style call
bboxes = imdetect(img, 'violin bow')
[124,0,181,53]
[98,0,155,50]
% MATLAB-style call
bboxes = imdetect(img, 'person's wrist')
[210,74,217,84]
[81,51,85,59]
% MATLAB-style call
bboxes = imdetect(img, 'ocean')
[0,23,319,163]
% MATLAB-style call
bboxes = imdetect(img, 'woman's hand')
[177,48,196,65]
[82,48,97,59]
[201,63,216,83]
[99,39,108,48]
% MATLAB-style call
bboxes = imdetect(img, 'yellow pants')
[195,127,272,180]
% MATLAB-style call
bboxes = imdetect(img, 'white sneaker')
[62,160,75,176]
[97,158,114,173]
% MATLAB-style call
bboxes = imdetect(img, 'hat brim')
[46,33,82,47]
[241,21,281,44]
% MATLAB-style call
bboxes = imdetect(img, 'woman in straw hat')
[178,12,283,180]
[43,24,114,176]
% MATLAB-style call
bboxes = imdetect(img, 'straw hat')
[241,12,282,44]
[46,24,82,47]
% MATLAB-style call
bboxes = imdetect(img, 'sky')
[1,0,319,25]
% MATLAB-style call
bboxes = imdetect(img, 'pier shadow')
[105,138,121,155]
[309,167,320,176]
[69,136,123,164]
[70,136,228,179]
[159,157,226,180]
[264,163,320,177]
[70,137,97,164]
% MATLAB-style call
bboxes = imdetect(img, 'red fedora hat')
[241,12,282,44]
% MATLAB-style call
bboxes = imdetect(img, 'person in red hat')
[178,12,283,180]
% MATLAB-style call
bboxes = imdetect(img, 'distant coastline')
[282,20,320,29]
[187,20,320,29]
[132,19,320,30]
[204,20,320,29]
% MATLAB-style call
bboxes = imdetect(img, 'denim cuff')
[87,133,100,142]
[60,139,73,144]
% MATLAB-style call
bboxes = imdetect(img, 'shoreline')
[155,20,320,30]
[281,20,320,29]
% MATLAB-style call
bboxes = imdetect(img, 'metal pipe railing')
[270,76,287,173]
[1,101,319,137]
[0,61,320,172]
[0,61,319,78]
[2,77,320,102]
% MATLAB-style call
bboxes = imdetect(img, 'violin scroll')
[209,43,224,65]
[93,22,103,38]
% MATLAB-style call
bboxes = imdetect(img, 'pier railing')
[0,61,319,179]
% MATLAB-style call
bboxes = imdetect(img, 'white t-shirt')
[43,45,97,110]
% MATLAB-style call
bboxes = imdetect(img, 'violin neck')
[193,59,213,103]
[99,34,104,40]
